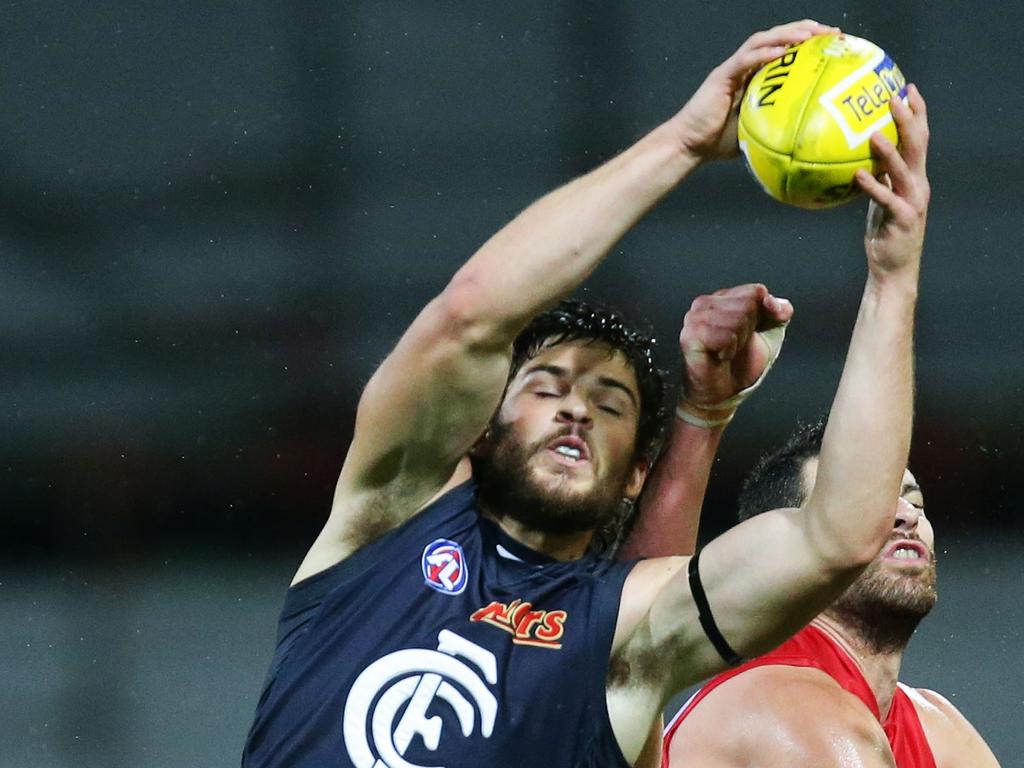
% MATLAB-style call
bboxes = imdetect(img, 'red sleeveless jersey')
[662,624,936,767]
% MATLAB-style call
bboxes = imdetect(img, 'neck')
[812,614,908,721]
[482,509,593,561]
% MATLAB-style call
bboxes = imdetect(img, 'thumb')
[761,294,794,325]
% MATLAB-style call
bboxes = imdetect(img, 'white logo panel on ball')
[817,46,906,151]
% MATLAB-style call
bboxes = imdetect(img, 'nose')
[894,497,921,534]
[556,392,592,428]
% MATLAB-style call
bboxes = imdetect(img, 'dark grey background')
[2,2,1020,766]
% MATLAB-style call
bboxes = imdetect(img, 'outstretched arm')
[619,284,792,561]
[610,85,930,760]
[295,21,837,582]
[690,84,929,665]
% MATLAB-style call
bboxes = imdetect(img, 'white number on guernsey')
[343,630,498,768]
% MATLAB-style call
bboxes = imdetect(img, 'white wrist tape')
[677,320,789,419]
[675,404,735,429]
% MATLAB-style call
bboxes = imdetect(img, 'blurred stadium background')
[2,1,1021,765]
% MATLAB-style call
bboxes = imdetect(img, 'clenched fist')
[678,284,792,422]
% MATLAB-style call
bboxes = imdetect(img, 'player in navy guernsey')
[242,19,931,768]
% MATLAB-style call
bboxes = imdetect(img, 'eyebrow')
[901,482,922,495]
[524,364,639,410]
[597,376,640,409]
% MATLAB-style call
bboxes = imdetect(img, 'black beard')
[471,419,631,540]
[824,551,938,655]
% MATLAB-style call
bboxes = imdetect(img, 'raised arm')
[294,21,837,582]
[618,284,792,561]
[686,84,929,665]
[609,85,930,759]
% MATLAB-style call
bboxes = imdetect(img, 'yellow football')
[738,34,907,209]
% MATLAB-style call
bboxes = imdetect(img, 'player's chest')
[336,583,605,767]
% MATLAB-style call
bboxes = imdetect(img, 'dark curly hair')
[737,418,827,521]
[509,298,669,464]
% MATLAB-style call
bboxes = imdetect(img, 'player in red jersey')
[615,84,995,762]
[624,421,1002,766]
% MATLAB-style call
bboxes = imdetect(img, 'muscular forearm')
[444,121,700,343]
[808,273,917,567]
[619,283,792,561]
[620,283,792,562]
[619,418,724,560]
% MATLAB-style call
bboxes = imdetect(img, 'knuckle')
[710,315,742,332]
[690,295,711,312]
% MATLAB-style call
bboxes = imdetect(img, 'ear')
[623,456,650,501]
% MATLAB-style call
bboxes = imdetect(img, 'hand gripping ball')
[738,34,908,209]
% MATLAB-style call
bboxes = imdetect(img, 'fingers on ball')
[738,21,831,70]
[870,133,912,184]
[868,133,899,170]
[898,87,930,168]
[907,84,928,120]
[855,169,897,207]
[762,19,838,44]
[893,86,928,139]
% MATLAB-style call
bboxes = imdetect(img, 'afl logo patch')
[422,539,468,595]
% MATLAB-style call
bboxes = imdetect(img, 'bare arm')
[608,86,931,758]
[619,420,724,561]
[295,21,837,582]
[619,284,792,561]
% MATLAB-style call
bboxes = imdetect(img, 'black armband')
[687,549,744,667]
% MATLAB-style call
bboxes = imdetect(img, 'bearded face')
[826,540,938,654]
[473,417,634,536]
[840,542,938,616]
[470,340,647,542]
[801,460,937,653]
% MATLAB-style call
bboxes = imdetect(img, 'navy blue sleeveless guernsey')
[242,480,636,768]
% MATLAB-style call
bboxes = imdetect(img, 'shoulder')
[687,663,876,722]
[903,685,1001,767]
[903,685,976,733]
[611,556,687,652]
[667,665,890,766]
[292,470,476,584]
[902,685,961,721]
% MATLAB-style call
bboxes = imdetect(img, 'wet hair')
[737,418,827,521]
[510,298,669,463]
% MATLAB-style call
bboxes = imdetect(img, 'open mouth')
[546,435,590,466]
[882,539,930,564]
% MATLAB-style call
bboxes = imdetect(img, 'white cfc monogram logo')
[343,630,498,768]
